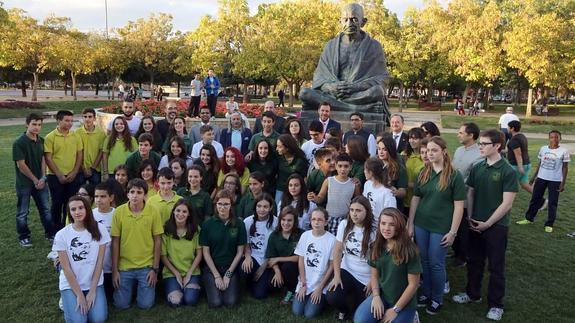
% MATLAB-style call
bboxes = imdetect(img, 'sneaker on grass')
[452,293,482,304]
[417,295,429,308]
[566,231,575,238]
[426,301,441,315]
[443,281,450,294]
[516,219,533,225]
[486,307,504,321]
[545,226,553,233]
[280,291,293,305]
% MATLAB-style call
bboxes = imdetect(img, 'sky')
[4,0,425,33]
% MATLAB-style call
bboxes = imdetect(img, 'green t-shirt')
[111,202,164,271]
[193,159,217,195]
[350,160,366,189]
[265,230,302,258]
[236,191,278,219]
[404,154,424,208]
[176,188,213,223]
[247,159,278,194]
[277,156,309,192]
[306,169,328,207]
[199,216,247,268]
[370,250,422,310]
[161,230,202,277]
[102,136,138,175]
[248,131,280,151]
[466,158,518,226]
[12,133,44,189]
[414,170,466,234]
[391,162,408,189]
[125,150,162,179]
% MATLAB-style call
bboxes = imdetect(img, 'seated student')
[306,148,336,208]
[363,157,396,222]
[125,133,161,180]
[241,193,278,299]
[139,160,159,198]
[54,195,110,323]
[327,196,375,321]
[279,174,317,230]
[266,206,303,305]
[236,171,277,219]
[111,179,163,310]
[193,144,220,197]
[161,199,203,307]
[92,183,116,299]
[176,165,213,224]
[169,158,187,190]
[247,139,278,195]
[158,136,193,170]
[292,207,336,319]
[191,125,225,160]
[200,190,247,308]
[217,147,250,195]
[147,168,182,225]
[354,208,421,323]
[309,154,361,235]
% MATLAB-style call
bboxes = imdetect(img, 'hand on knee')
[167,291,183,306]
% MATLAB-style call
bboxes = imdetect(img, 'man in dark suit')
[315,102,341,135]
[390,113,408,154]
[253,100,285,134]
[220,111,252,156]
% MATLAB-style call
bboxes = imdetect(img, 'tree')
[91,35,129,100]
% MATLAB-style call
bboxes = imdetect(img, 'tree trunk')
[64,78,68,96]
[398,83,404,112]
[95,82,100,95]
[287,80,294,108]
[32,72,38,102]
[243,83,249,104]
[427,81,433,103]
[177,81,181,97]
[461,84,470,104]
[526,88,533,119]
[21,79,27,97]
[72,72,77,101]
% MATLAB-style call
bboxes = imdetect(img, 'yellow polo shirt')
[147,191,182,224]
[44,128,83,175]
[75,125,106,172]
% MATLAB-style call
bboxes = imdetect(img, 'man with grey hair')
[389,113,408,154]
[220,111,253,155]
[252,100,285,134]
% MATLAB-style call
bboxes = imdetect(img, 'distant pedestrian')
[278,89,285,108]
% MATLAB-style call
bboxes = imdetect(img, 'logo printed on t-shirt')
[70,237,91,262]
[250,232,266,250]
[345,231,361,257]
[306,243,321,267]
[491,171,501,182]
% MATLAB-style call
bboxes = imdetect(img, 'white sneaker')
[443,281,450,294]
[58,297,64,311]
[452,293,482,304]
[486,307,504,321]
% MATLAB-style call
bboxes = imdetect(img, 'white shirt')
[336,220,374,286]
[243,215,278,265]
[363,180,396,222]
[295,230,336,295]
[301,139,326,166]
[498,113,519,130]
[107,116,141,136]
[190,140,224,160]
[190,79,202,96]
[158,155,194,170]
[537,145,570,182]
[53,223,110,291]
[93,208,115,273]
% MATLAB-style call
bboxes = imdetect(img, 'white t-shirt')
[363,180,396,222]
[301,139,326,166]
[190,141,224,160]
[158,155,194,170]
[93,208,115,273]
[294,230,336,295]
[277,200,317,230]
[336,220,374,286]
[53,223,111,291]
[244,215,278,265]
[498,113,519,130]
[107,116,141,136]
[537,145,570,182]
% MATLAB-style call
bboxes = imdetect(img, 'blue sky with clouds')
[4,0,425,33]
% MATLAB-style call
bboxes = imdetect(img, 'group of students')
[13,99,570,322]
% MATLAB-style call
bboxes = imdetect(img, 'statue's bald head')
[342,3,364,19]
[340,3,366,35]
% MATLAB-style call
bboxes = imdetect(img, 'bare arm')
[392,273,420,312]
[513,148,524,170]
[202,246,221,278]
[329,241,344,289]
[408,196,420,237]
[314,178,329,204]
[530,161,541,183]
[466,187,475,219]
[228,244,245,273]
[111,236,120,288]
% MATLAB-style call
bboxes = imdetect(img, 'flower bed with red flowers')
[100,99,285,118]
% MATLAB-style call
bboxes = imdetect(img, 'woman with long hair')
[158,136,194,170]
[135,116,163,154]
[276,134,309,203]
[217,147,250,195]
[421,121,441,138]
[193,144,220,198]
[279,173,316,230]
[346,136,370,189]
[168,157,187,190]
[163,116,192,154]
[284,118,307,147]
[363,157,396,221]
[402,128,425,214]
[408,136,465,315]
[353,208,421,323]
[247,139,278,195]
[139,159,159,198]
[377,135,408,212]
[102,116,137,181]
[176,165,214,223]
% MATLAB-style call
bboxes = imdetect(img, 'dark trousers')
[525,178,561,226]
[206,95,217,116]
[47,174,83,230]
[277,261,299,293]
[452,208,469,261]
[202,265,240,308]
[240,256,273,299]
[189,96,201,117]
[325,268,367,315]
[466,225,508,309]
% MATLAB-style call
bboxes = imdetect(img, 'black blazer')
[395,132,409,154]
[220,128,253,156]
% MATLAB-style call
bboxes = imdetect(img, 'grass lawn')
[0,101,113,118]
[441,114,575,135]
[0,124,573,322]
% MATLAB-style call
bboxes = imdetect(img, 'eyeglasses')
[216,203,231,208]
[478,142,494,146]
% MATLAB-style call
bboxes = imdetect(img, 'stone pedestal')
[299,110,387,135]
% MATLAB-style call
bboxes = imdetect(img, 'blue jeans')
[354,296,416,323]
[61,285,107,323]
[292,293,326,319]
[202,265,241,308]
[240,256,273,299]
[275,190,284,208]
[113,268,156,310]
[164,275,201,306]
[16,185,53,240]
[414,226,447,304]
